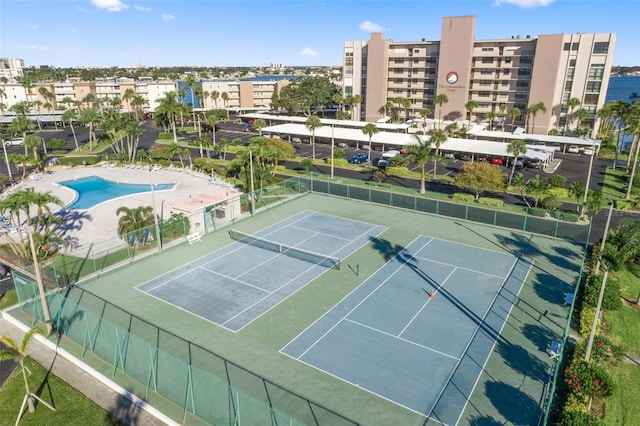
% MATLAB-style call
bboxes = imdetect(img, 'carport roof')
[263,123,553,160]
[242,113,412,132]
[467,126,601,147]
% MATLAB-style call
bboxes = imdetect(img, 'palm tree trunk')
[625,135,640,199]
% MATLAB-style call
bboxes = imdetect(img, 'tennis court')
[136,210,387,332]
[282,235,533,424]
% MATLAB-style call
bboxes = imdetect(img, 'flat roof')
[467,125,601,147]
[242,113,412,132]
[262,123,552,160]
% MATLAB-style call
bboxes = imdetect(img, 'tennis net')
[228,229,341,270]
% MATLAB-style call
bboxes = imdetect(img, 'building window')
[563,43,571,51]
[482,47,493,52]
[482,57,493,64]
[517,68,531,76]
[501,81,509,87]
[480,69,493,75]
[515,91,528,99]
[345,52,353,57]
[564,81,573,92]
[505,57,512,63]
[479,80,492,86]
[425,57,437,64]
[413,49,420,53]
[569,59,576,66]
[588,65,604,80]
[424,88,434,95]
[479,91,490,97]
[584,94,599,105]
[516,80,529,87]
[425,79,435,85]
[571,43,579,51]
[593,42,609,54]
[345,57,353,66]
[520,57,533,64]
[344,67,353,77]
[345,86,353,95]
[586,81,601,92]
[567,68,575,78]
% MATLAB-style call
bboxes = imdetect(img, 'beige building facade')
[344,16,616,136]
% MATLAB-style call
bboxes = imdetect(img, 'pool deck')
[1,165,237,257]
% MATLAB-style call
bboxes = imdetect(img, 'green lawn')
[0,357,122,426]
[601,263,640,424]
[0,288,18,310]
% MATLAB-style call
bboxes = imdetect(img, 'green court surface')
[15,192,586,425]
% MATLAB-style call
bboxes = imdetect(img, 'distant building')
[0,58,25,83]
[343,16,615,137]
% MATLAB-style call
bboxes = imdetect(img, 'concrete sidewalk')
[0,310,177,425]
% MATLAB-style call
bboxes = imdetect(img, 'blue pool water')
[60,176,175,211]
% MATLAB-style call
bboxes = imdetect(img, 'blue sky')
[1,0,639,68]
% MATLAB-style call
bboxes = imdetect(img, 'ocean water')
[605,75,640,103]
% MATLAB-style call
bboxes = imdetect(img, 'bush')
[541,195,563,210]
[579,306,600,336]
[547,187,569,198]
[614,199,634,210]
[583,274,622,311]
[550,211,580,222]
[452,193,475,202]
[385,166,410,176]
[301,158,314,170]
[561,392,589,415]
[573,336,624,364]
[557,411,605,426]
[477,197,504,207]
[60,155,100,166]
[158,132,173,140]
[564,360,615,401]
[548,175,567,188]
[46,138,67,150]
[333,149,346,159]
[193,157,221,172]
[528,207,547,217]
[601,243,621,270]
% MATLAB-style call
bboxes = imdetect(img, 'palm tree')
[568,181,585,213]
[130,94,147,121]
[253,118,267,136]
[611,100,631,170]
[527,102,546,134]
[384,100,394,120]
[79,106,101,150]
[573,108,590,137]
[464,100,479,134]
[305,115,323,159]
[61,110,79,150]
[0,327,56,420]
[332,93,344,113]
[434,94,449,129]
[566,97,581,135]
[211,90,220,109]
[122,87,135,112]
[24,135,42,161]
[156,92,183,143]
[428,129,447,179]
[508,107,521,132]
[420,108,432,133]
[510,173,531,207]
[116,206,156,247]
[184,75,198,125]
[362,123,379,165]
[498,104,507,130]
[399,97,412,122]
[7,113,35,157]
[352,94,363,121]
[405,134,433,194]
[221,92,229,112]
[507,139,527,185]
[486,111,497,131]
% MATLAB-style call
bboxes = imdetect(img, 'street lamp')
[148,168,162,252]
[581,142,596,218]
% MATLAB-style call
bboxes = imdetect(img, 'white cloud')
[134,4,151,11]
[299,47,319,58]
[92,0,129,12]
[161,13,174,21]
[22,44,48,51]
[493,0,555,8]
[359,20,383,32]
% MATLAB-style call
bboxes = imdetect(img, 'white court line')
[280,235,430,352]
[344,318,459,361]
[397,267,457,338]
[452,258,534,426]
[199,268,271,294]
[410,254,509,280]
[231,223,389,331]
[287,223,353,242]
[295,237,432,360]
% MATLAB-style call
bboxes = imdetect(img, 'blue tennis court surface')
[136,211,387,332]
[282,235,533,424]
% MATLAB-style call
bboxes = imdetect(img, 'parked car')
[348,153,368,164]
[337,142,348,148]
[507,158,524,169]
[444,152,455,159]
[491,157,504,165]
[527,158,543,169]
[4,137,24,146]
[292,137,302,143]
[583,147,595,155]
[242,125,253,132]
[567,145,580,154]
[377,150,401,167]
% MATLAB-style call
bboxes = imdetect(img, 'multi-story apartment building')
[0,58,24,83]
[201,79,290,110]
[343,15,615,136]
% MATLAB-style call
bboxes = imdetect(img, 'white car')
[583,147,595,155]
[567,145,580,154]
[4,137,24,146]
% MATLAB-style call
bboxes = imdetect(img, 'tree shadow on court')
[369,237,406,261]
[520,323,556,353]
[495,338,549,383]
[532,271,573,305]
[467,415,504,426]
[484,381,541,425]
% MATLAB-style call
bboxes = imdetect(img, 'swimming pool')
[59,176,175,211]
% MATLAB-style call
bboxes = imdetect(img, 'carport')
[467,126,601,153]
